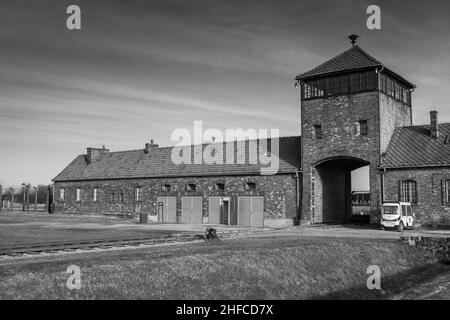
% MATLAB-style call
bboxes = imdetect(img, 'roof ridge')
[401,122,450,128]
[88,135,302,155]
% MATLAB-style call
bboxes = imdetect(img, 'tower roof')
[295,45,415,88]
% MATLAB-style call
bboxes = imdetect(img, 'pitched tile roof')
[382,124,450,168]
[53,136,301,182]
[296,45,381,79]
[295,45,415,88]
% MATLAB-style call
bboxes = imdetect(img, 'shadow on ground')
[311,262,450,299]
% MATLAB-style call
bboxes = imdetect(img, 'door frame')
[221,197,231,225]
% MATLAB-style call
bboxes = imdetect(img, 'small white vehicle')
[381,202,415,232]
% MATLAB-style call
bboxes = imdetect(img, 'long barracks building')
[53,38,450,227]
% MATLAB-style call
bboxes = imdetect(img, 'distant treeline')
[1,185,50,204]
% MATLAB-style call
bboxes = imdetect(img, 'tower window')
[302,70,376,100]
[313,125,322,139]
[359,120,368,136]
[401,180,417,204]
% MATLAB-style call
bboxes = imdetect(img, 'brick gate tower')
[296,35,415,224]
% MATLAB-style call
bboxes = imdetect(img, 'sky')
[0,0,449,188]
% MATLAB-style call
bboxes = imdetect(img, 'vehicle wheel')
[380,226,385,231]
[398,222,404,232]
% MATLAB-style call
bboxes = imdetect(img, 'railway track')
[0,228,276,258]
[0,233,206,257]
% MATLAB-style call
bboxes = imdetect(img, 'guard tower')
[296,35,415,224]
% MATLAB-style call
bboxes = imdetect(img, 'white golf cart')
[381,202,415,232]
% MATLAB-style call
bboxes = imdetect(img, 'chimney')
[86,146,109,164]
[144,139,159,153]
[430,110,439,139]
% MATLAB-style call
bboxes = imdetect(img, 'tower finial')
[348,34,359,46]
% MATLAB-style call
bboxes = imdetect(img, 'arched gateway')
[313,157,369,223]
[296,36,415,225]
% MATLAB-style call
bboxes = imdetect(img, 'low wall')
[401,234,449,263]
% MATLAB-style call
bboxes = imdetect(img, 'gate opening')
[313,157,369,223]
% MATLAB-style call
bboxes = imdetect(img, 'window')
[215,183,225,191]
[162,184,171,192]
[359,120,368,136]
[302,71,377,100]
[76,188,81,202]
[313,125,322,139]
[379,73,411,106]
[111,192,115,203]
[135,187,142,202]
[401,180,417,203]
[93,187,99,202]
[380,74,387,92]
[60,188,65,201]
[185,184,196,192]
[245,182,256,191]
[445,180,450,204]
[119,192,124,203]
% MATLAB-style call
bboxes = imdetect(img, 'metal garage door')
[181,197,203,224]
[238,196,264,227]
[208,197,221,224]
[156,197,177,223]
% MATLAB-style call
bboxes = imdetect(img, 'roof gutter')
[379,164,450,170]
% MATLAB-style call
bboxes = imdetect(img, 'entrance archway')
[313,157,369,223]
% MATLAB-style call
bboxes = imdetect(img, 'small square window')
[245,182,256,191]
[186,184,196,191]
[215,183,225,191]
[359,120,368,136]
[162,184,171,192]
[313,125,322,139]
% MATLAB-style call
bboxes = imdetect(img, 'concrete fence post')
[34,187,38,211]
[11,190,14,211]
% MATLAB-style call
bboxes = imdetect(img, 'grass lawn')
[0,235,448,299]
[0,212,185,246]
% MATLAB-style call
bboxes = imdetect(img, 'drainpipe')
[295,171,301,225]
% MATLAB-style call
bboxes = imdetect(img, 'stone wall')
[54,173,300,225]
[401,235,449,262]
[383,167,450,225]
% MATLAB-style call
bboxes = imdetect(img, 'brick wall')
[301,92,382,223]
[379,93,412,153]
[383,167,450,225]
[54,173,300,225]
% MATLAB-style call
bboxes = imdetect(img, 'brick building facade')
[53,137,301,227]
[53,38,450,227]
